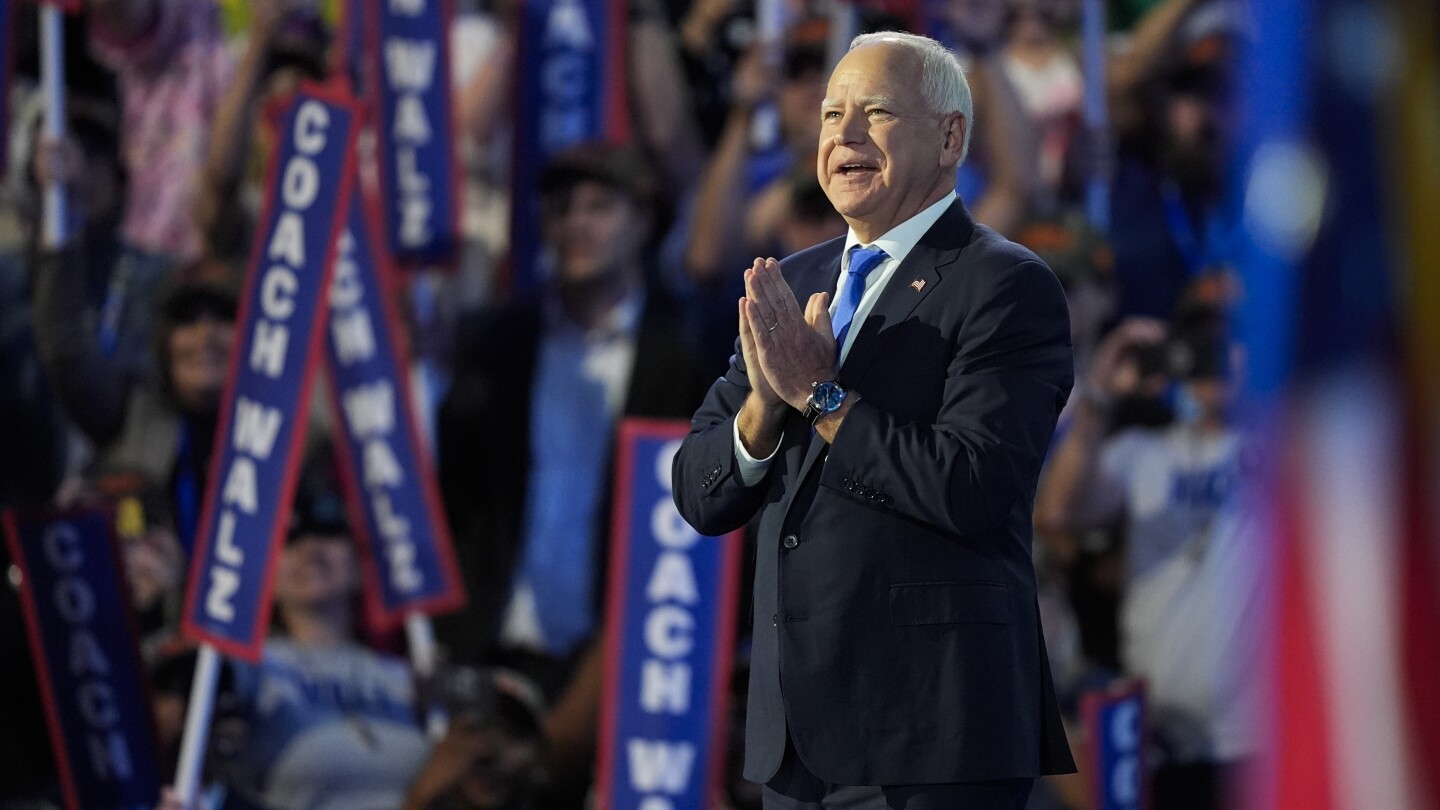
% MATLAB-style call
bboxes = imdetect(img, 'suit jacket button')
[783,534,799,549]
[772,613,778,626]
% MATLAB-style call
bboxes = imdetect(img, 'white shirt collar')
[842,193,957,269]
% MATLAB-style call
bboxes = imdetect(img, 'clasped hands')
[738,258,837,414]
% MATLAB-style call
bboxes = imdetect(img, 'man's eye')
[867,108,892,118]
[822,110,842,120]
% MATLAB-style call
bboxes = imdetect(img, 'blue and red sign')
[1082,680,1149,810]
[368,0,460,267]
[596,420,742,810]
[510,0,629,292]
[3,507,161,810]
[326,184,466,628]
[181,86,361,661]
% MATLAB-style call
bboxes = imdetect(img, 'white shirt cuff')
[732,416,779,486]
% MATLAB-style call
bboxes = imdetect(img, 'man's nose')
[835,109,868,145]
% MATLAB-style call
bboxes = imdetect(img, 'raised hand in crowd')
[678,0,743,59]
[628,15,706,192]
[123,524,185,615]
[29,134,82,192]
[197,0,328,259]
[1084,316,1171,409]
[1108,0,1205,137]
[682,42,780,287]
[1034,317,1169,564]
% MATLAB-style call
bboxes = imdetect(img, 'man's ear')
[940,112,968,162]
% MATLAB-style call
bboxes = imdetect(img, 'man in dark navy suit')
[672,31,1077,808]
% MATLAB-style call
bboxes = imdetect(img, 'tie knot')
[847,245,888,280]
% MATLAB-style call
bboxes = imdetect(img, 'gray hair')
[850,31,973,162]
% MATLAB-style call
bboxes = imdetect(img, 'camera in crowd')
[1133,305,1230,382]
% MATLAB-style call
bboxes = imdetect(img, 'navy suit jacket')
[672,201,1078,785]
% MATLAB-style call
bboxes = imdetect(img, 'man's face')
[1161,89,1228,196]
[541,181,650,284]
[818,43,965,239]
[276,535,358,608]
[168,314,233,414]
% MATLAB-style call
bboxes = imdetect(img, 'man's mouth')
[837,163,878,176]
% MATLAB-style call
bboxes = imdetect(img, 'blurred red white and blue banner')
[3,508,162,810]
[1234,0,1440,807]
[509,0,629,292]
[368,0,461,268]
[326,183,466,629]
[181,86,360,662]
[596,420,742,810]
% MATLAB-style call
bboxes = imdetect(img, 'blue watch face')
[814,381,845,411]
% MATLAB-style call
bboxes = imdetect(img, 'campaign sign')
[181,86,360,661]
[3,508,161,810]
[596,420,742,810]
[510,0,629,291]
[369,0,459,266]
[1082,681,1149,810]
[325,185,465,627]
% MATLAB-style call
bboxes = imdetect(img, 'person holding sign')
[152,473,430,810]
[437,142,710,807]
[673,32,1076,808]
[32,222,238,559]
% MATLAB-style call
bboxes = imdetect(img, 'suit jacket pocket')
[889,582,1013,626]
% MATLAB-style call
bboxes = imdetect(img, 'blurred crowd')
[0,0,1258,808]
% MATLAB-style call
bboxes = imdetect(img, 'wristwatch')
[802,380,847,426]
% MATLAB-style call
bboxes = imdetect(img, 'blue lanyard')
[97,262,131,357]
[174,423,200,557]
[1160,183,1236,277]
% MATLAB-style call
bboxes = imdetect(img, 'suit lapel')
[839,201,974,386]
[792,245,844,319]
[791,201,976,489]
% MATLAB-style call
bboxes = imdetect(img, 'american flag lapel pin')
[910,278,927,292]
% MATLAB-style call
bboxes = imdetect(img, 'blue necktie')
[833,245,888,360]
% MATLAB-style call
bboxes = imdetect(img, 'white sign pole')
[40,4,67,248]
[405,611,448,739]
[172,643,222,808]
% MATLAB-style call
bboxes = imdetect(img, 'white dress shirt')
[731,193,957,484]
